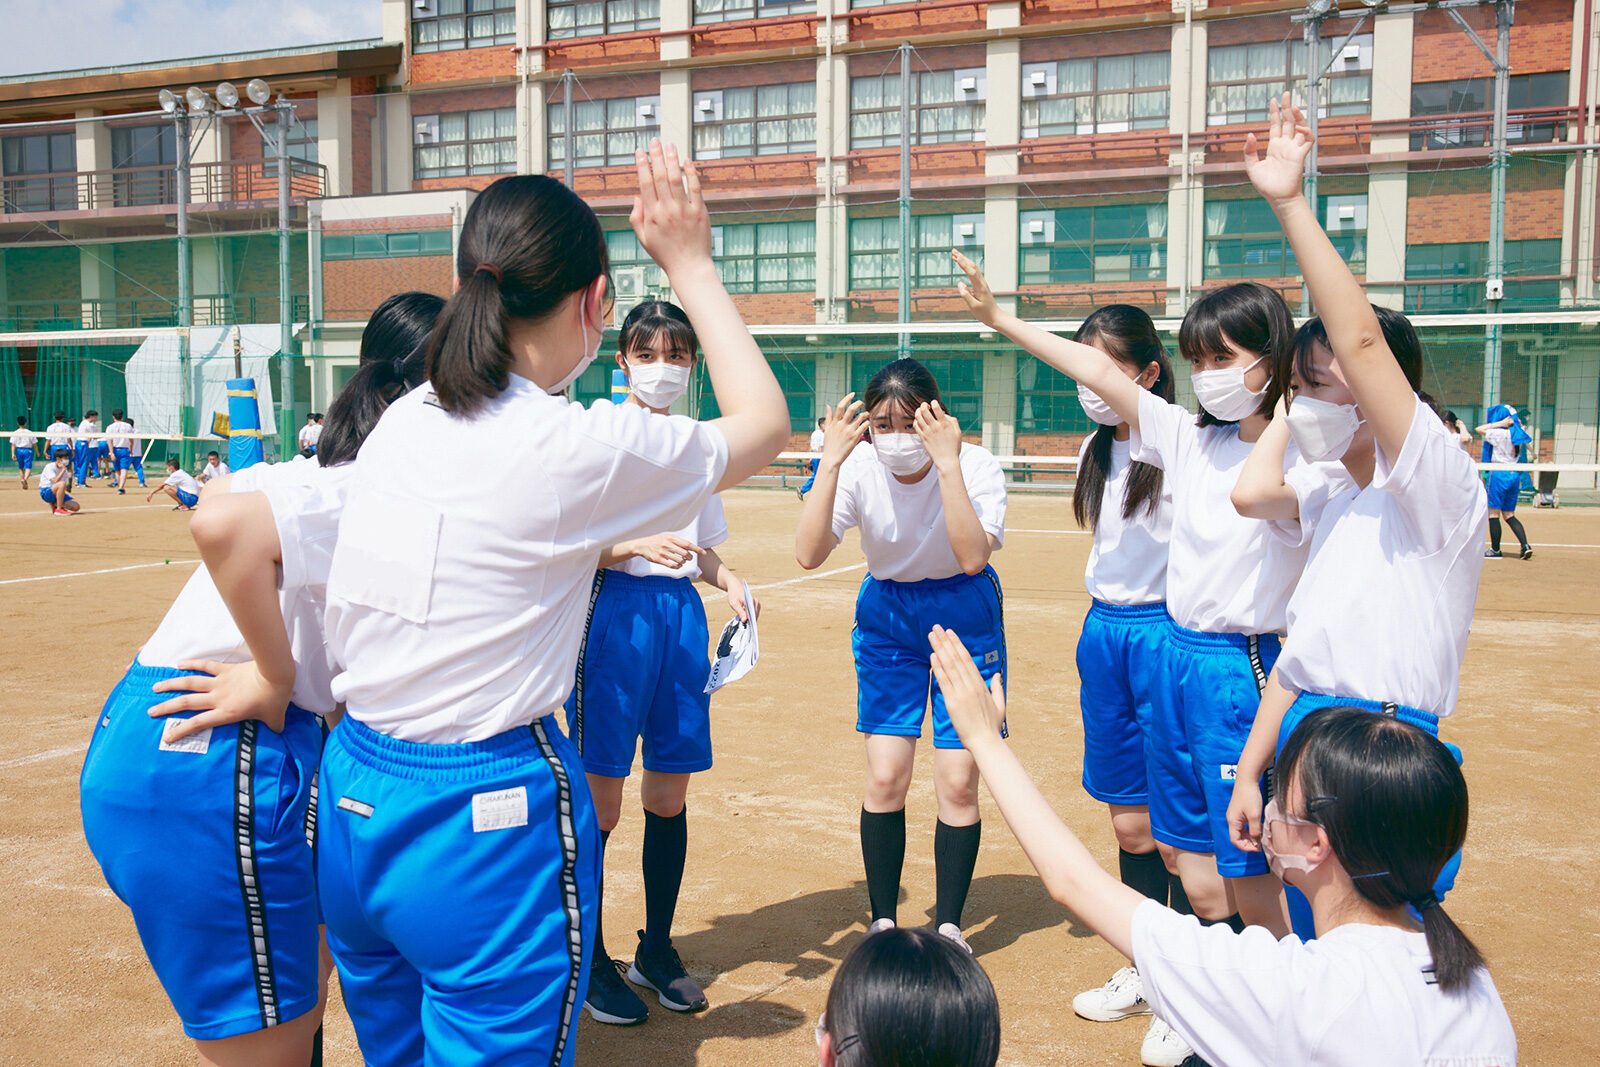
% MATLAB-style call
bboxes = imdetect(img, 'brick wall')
[852,2,988,44]
[547,37,659,72]
[1406,162,1566,245]
[1023,0,1170,25]
[1021,24,1173,63]
[113,241,178,299]
[1413,0,1573,82]
[410,46,516,85]
[693,15,816,57]
[4,245,80,305]
[323,256,454,319]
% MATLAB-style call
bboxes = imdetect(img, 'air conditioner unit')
[1030,70,1048,86]
[1338,205,1356,220]
[697,98,715,113]
[1341,44,1361,63]
[614,267,648,300]
[960,77,978,93]
[958,222,976,238]
[414,0,434,11]
[1028,218,1046,233]
[639,103,655,118]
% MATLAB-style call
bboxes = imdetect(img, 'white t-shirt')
[809,427,826,451]
[1270,403,1487,717]
[307,423,323,447]
[1082,434,1172,606]
[201,460,231,481]
[299,423,316,449]
[829,441,1007,583]
[39,459,71,490]
[1130,390,1308,634]
[78,419,98,439]
[165,469,201,496]
[325,378,729,743]
[106,421,133,449]
[13,430,37,451]
[138,461,350,713]
[611,493,727,581]
[1131,900,1516,1067]
[46,421,72,449]
[1482,426,1516,464]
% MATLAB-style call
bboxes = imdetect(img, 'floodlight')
[158,89,179,113]
[1306,0,1335,14]
[216,82,239,108]
[185,86,211,112]
[246,79,272,106]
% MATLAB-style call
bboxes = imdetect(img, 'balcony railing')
[0,159,326,217]
[0,293,312,333]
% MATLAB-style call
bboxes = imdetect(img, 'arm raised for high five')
[1245,94,1416,462]
[630,139,788,490]
[952,249,1146,432]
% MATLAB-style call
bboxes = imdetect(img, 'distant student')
[1442,411,1473,452]
[798,416,825,498]
[105,410,135,494]
[125,417,147,487]
[46,411,73,459]
[1477,405,1532,559]
[13,416,37,489]
[199,451,231,484]
[75,410,100,484]
[39,449,78,514]
[298,412,318,457]
[149,458,200,510]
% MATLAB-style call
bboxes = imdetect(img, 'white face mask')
[1191,356,1267,422]
[1284,396,1363,462]
[549,317,601,396]
[626,361,691,410]
[1077,383,1124,427]
[872,432,931,477]
[1261,798,1325,881]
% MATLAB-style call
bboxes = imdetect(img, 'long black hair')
[1071,305,1175,531]
[617,299,698,362]
[864,358,941,418]
[1275,706,1485,993]
[823,926,1000,1067]
[426,175,609,415]
[1284,307,1442,419]
[1178,282,1294,427]
[317,291,445,467]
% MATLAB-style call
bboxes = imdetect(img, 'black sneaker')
[1520,545,1534,560]
[584,956,649,1025]
[627,931,708,1013]
[1484,548,1503,559]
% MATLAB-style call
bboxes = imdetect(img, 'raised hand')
[1244,92,1313,208]
[821,392,869,467]
[630,139,712,278]
[928,624,1007,744]
[149,659,291,739]
[953,249,1002,327]
[914,400,963,471]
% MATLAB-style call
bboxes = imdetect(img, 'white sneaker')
[936,922,972,954]
[1072,966,1151,1022]
[1140,1016,1194,1067]
[868,917,896,934]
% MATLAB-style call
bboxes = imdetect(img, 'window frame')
[848,212,985,290]
[0,130,77,212]
[1205,35,1373,127]
[413,107,518,181]
[711,220,816,293]
[692,0,814,24]
[1021,54,1170,138]
[411,0,516,53]
[1409,72,1569,149]
[692,83,817,160]
[1203,194,1366,279]
[849,68,988,150]
[547,0,660,39]
[1018,203,1169,285]
[549,96,662,170]
[323,229,453,260]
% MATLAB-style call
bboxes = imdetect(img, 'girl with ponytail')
[79,290,444,1067]
[929,632,1518,1067]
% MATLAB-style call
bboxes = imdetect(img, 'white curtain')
[1145,203,1168,271]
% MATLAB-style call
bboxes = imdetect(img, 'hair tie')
[1412,893,1440,913]
[474,262,503,283]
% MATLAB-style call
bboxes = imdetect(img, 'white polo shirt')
[39,458,71,490]
[201,460,231,481]
[1270,402,1487,717]
[829,440,1007,583]
[106,421,133,449]
[1482,426,1516,463]
[611,493,727,581]
[1132,900,1517,1067]
[1082,434,1172,606]
[13,429,38,451]
[46,421,73,450]
[164,469,201,496]
[325,377,729,743]
[138,461,351,714]
[1130,390,1308,635]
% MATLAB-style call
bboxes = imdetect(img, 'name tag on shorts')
[983,650,1000,665]
[472,787,528,833]
[1220,764,1238,781]
[338,796,375,818]
[159,721,212,754]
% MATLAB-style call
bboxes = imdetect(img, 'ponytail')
[1071,306,1173,532]
[318,291,445,467]
[1275,706,1487,993]
[427,175,609,416]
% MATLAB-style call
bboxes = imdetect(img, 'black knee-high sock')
[1167,872,1193,916]
[934,820,982,928]
[1118,848,1170,905]
[641,808,688,953]
[310,1026,323,1067]
[595,829,611,963]
[1489,517,1502,551]
[1505,515,1529,550]
[860,808,906,923]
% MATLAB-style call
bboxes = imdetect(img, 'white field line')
[0,560,200,586]
[0,745,87,770]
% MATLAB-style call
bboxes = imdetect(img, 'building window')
[606,228,667,293]
[852,354,984,429]
[693,0,813,23]
[323,230,453,260]
[1,131,76,212]
[1022,54,1169,137]
[850,69,986,149]
[412,0,515,53]
[1206,36,1372,126]
[1406,239,1562,310]
[1017,360,1093,434]
[713,221,815,292]
[1410,72,1568,149]
[264,116,318,178]
[693,84,816,159]
[110,124,177,206]
[549,97,660,169]
[414,108,516,180]
[1204,195,1365,278]
[1019,204,1168,285]
[849,214,984,290]
[548,0,659,38]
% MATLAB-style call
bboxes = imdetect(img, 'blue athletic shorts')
[1485,471,1521,512]
[853,565,1007,750]
[39,486,70,505]
[176,488,199,508]
[113,447,131,471]
[79,663,324,1040]
[317,714,599,1067]
[16,447,32,471]
[1076,600,1168,806]
[98,441,111,457]
[1148,621,1278,876]
[564,570,713,778]
[1277,692,1463,938]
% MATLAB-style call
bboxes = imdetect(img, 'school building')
[1,0,1596,482]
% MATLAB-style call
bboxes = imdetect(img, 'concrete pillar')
[984,192,1018,315]
[192,238,227,324]
[75,109,110,210]
[188,110,228,203]
[379,91,414,191]
[382,0,409,43]
[79,246,116,329]
[814,17,849,322]
[1553,342,1599,489]
[660,71,692,155]
[982,351,1017,455]
[1364,10,1414,309]
[661,0,691,61]
[1166,7,1206,316]
[319,84,356,198]
[985,3,1020,180]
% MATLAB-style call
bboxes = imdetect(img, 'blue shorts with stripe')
[1147,621,1278,877]
[1076,600,1168,806]
[175,488,199,508]
[39,486,71,506]
[564,570,713,778]
[79,663,325,1040]
[16,447,32,471]
[1277,692,1463,938]
[1485,471,1521,512]
[853,565,1007,750]
[317,714,599,1067]
[113,447,132,471]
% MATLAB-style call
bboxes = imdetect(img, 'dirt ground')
[1,481,1596,1066]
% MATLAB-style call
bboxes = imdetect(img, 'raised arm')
[796,393,868,570]
[1246,95,1416,461]
[631,140,788,490]
[1231,397,1300,520]
[952,250,1147,431]
[916,401,996,575]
